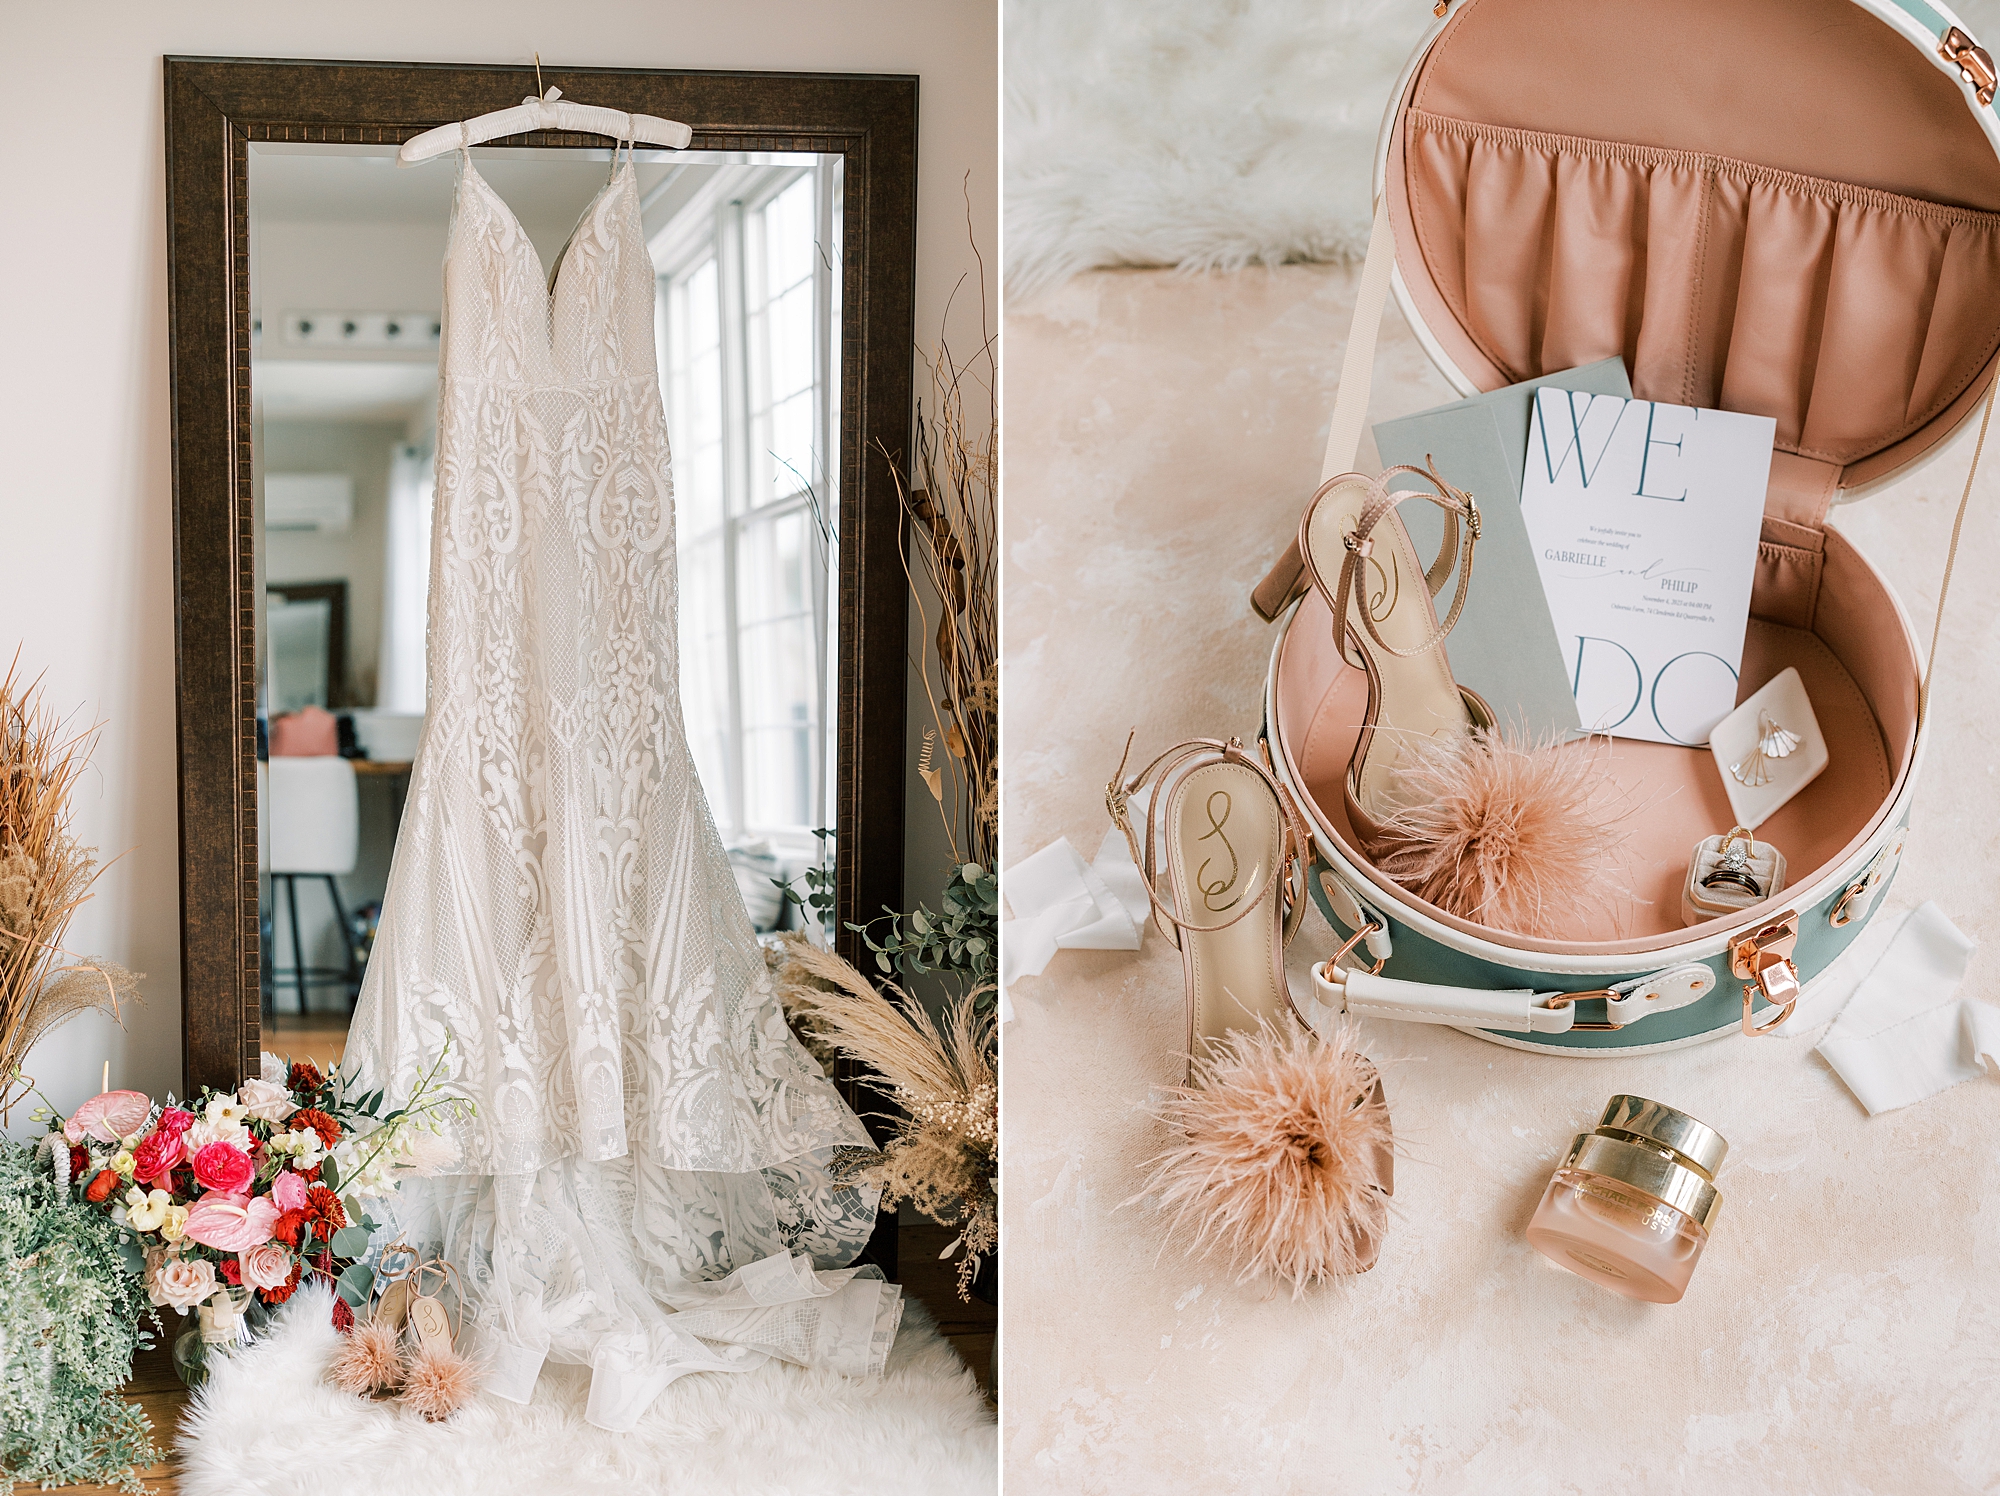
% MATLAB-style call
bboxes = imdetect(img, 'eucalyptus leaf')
[336,1263,375,1307]
[320,1155,341,1191]
[330,1225,372,1258]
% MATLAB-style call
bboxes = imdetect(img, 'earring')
[1729,712,1801,788]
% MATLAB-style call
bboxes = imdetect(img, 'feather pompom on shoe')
[1370,728,1633,939]
[328,1318,405,1396]
[1135,1018,1393,1298]
[399,1340,481,1422]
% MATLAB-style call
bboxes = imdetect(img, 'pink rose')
[191,1140,255,1194]
[238,1241,294,1292]
[270,1169,309,1213]
[131,1128,185,1186]
[183,1191,281,1251]
[157,1107,196,1138]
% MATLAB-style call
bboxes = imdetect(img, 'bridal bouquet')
[43,1049,467,1380]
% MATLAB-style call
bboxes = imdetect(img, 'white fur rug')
[1004,0,1428,294]
[178,1286,996,1496]
[1003,0,2000,296]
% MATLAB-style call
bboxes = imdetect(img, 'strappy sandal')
[1107,734,1313,1075]
[1296,460,1494,858]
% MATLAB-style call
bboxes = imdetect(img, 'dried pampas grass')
[1135,1019,1393,1298]
[774,936,997,1299]
[1371,728,1634,938]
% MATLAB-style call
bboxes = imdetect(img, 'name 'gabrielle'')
[1545,549,1605,566]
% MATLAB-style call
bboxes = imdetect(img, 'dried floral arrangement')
[0,1134,163,1492]
[774,936,996,1300]
[850,240,1001,1007]
[0,658,138,1122]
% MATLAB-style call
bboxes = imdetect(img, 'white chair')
[264,756,362,1014]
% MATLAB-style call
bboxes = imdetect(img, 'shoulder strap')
[1252,195,1397,622]
[1922,370,1997,730]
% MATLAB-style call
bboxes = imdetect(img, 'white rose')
[237,1077,297,1124]
[110,1149,136,1177]
[151,1255,217,1312]
[159,1205,190,1243]
[127,1189,171,1233]
[183,1117,253,1152]
[260,1052,287,1085]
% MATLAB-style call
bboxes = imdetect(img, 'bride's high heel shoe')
[1106,734,1311,1075]
[1296,461,1493,858]
[1110,734,1396,1284]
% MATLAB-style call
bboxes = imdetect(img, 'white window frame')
[654,162,840,855]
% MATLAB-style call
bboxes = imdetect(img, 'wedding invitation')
[1518,389,1775,746]
[1373,358,1631,741]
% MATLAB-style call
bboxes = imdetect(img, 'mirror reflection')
[249,143,843,1068]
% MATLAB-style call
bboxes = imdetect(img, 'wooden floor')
[42,1220,994,1494]
[262,1011,353,1070]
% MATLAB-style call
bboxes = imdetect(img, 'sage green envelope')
[1371,358,1633,741]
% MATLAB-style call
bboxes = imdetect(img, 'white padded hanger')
[399,85,691,166]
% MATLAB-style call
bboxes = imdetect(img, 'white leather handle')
[1308,964,1576,1034]
[1302,960,1717,1036]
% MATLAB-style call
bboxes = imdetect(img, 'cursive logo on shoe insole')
[1196,790,1243,913]
[1364,551,1400,623]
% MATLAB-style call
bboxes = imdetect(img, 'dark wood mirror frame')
[164,57,915,1097]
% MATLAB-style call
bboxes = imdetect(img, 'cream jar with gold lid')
[1525,1096,1726,1304]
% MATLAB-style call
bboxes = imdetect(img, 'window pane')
[747,177,817,508]
[668,258,724,538]
[736,508,816,832]
[678,534,733,822]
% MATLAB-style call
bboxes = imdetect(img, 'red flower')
[288,1061,325,1095]
[156,1107,196,1138]
[271,1209,307,1248]
[292,1108,342,1150]
[192,1140,255,1194]
[258,1262,303,1305]
[219,1258,242,1285]
[302,1185,347,1244]
[294,1163,321,1183]
[67,1144,88,1181]
[84,1169,120,1203]
[132,1128,185,1186]
[331,1296,355,1334]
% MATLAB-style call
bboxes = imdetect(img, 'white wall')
[1,1,995,1128]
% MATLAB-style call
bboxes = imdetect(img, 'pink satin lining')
[1405,110,2000,466]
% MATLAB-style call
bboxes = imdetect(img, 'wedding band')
[1702,865,1762,896]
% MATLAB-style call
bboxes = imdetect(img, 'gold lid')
[1562,1133,1723,1230]
[1594,1094,1728,1179]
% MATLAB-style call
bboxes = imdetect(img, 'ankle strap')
[1316,459,1481,662]
[1105,733,1312,949]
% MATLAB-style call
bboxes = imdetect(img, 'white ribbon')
[997,813,1152,1022]
[1816,901,1998,1115]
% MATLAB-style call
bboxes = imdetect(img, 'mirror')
[246,142,846,1070]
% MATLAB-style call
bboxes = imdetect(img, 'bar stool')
[264,755,363,1014]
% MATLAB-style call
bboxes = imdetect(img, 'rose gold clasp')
[1730,910,1801,1036]
[1319,920,1387,981]
[1536,989,1622,1031]
[1942,25,1998,107]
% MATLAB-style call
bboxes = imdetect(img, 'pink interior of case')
[1277,0,1998,953]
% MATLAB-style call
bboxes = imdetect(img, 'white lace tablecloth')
[1001,264,2000,1494]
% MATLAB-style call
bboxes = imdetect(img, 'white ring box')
[1708,667,1829,830]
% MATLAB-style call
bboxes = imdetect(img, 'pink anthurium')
[182,1190,281,1251]
[63,1089,152,1145]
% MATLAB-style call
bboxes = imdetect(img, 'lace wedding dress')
[343,143,899,1433]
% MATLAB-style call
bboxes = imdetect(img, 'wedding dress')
[343,140,899,1432]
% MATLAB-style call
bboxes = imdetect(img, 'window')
[658,166,837,849]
